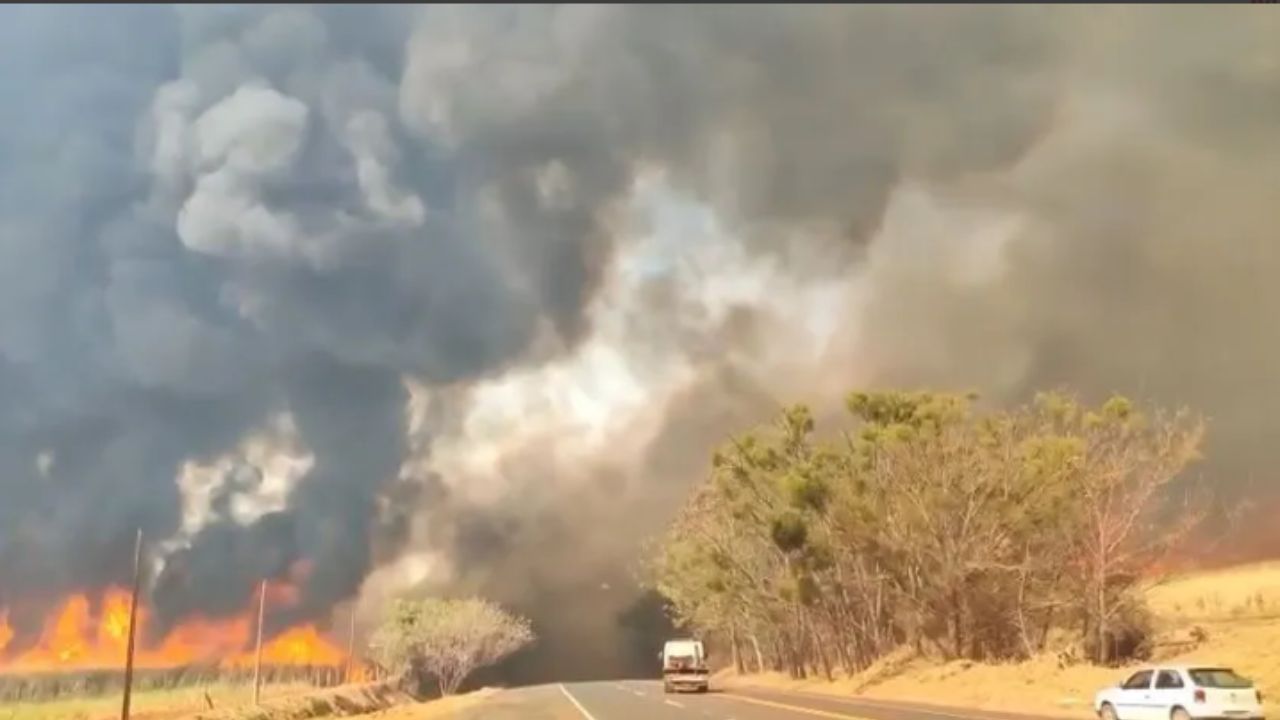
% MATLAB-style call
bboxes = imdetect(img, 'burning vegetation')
[0,584,364,703]
[0,587,343,674]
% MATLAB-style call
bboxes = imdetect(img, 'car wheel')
[1101,703,1119,720]
[1172,707,1191,720]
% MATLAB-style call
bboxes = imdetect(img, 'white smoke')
[165,413,314,552]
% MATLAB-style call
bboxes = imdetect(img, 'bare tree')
[1041,394,1205,664]
[370,597,535,696]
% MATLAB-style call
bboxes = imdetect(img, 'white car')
[1095,666,1265,720]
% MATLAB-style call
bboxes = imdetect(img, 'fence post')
[252,580,267,705]
[120,529,143,720]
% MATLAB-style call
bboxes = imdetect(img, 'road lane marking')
[666,699,686,708]
[763,692,997,720]
[724,693,875,720]
[621,682,645,696]
[614,683,628,691]
[559,684,601,720]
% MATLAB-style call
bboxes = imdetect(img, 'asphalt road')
[449,679,1079,720]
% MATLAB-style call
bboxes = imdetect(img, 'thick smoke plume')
[0,5,1277,680]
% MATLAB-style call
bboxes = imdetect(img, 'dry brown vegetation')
[0,682,314,720]
[178,682,413,720]
[0,680,503,720]
[0,679,439,720]
[368,598,533,697]
[723,562,1280,719]
[360,689,496,720]
[0,668,349,707]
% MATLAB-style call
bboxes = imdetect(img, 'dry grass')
[176,683,496,720]
[180,682,414,720]
[1147,561,1280,622]
[719,656,1120,718]
[361,689,497,720]
[728,561,1280,718]
[0,683,313,720]
[0,680,491,720]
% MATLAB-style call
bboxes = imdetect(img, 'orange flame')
[0,610,13,654]
[348,662,372,684]
[0,586,349,675]
[223,625,346,669]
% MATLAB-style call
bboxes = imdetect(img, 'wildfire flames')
[0,587,348,675]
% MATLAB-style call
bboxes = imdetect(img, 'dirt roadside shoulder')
[169,683,496,720]
[718,667,1101,720]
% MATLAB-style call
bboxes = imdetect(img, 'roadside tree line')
[649,390,1205,678]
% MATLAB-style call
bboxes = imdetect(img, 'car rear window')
[1188,669,1253,689]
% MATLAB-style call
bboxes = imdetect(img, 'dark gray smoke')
[382,5,1280,682]
[0,4,1277,679]
[0,3,611,626]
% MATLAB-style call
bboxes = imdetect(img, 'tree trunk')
[787,632,805,679]
[950,587,965,659]
[750,634,765,673]
[1015,570,1035,660]
[831,611,853,674]
[810,615,833,681]
[730,625,745,674]
[1038,604,1056,652]
[1096,571,1109,665]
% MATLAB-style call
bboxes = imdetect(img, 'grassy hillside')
[1147,561,1280,622]
[725,561,1280,718]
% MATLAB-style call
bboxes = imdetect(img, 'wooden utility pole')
[345,606,356,684]
[252,579,267,705]
[121,529,143,720]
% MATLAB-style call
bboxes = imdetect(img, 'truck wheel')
[1101,703,1119,720]
[1172,707,1191,720]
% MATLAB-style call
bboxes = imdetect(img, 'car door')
[1152,669,1188,718]
[1115,670,1156,720]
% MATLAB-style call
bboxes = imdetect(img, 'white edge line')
[559,683,602,720]
[665,698,686,708]
[762,690,1014,720]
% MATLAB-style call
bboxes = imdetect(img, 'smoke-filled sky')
[1,4,1278,680]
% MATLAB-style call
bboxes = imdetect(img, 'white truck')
[660,638,710,694]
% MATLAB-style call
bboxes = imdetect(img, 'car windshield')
[1188,669,1253,689]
